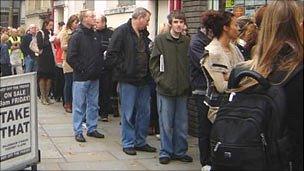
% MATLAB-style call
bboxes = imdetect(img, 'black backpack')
[210,66,303,171]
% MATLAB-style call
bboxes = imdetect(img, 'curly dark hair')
[204,11,235,39]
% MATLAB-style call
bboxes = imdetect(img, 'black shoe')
[75,134,86,142]
[135,144,157,152]
[159,157,171,164]
[123,147,137,155]
[86,130,105,138]
[172,155,193,162]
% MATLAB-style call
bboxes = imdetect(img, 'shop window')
[118,0,135,7]
[209,0,268,16]
[85,0,95,10]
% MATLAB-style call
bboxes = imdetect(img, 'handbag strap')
[201,51,215,95]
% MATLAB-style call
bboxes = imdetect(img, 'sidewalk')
[36,101,201,170]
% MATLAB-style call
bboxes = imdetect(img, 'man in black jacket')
[95,15,114,122]
[106,7,156,155]
[67,10,104,142]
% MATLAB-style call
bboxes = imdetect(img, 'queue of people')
[0,1,302,170]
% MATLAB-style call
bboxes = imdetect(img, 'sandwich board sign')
[0,73,40,170]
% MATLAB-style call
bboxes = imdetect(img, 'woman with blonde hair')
[237,1,303,170]
[236,16,257,60]
[59,14,79,113]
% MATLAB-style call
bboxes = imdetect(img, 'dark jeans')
[193,94,212,166]
[99,72,114,118]
[64,73,73,104]
[150,82,159,134]
[24,55,37,73]
[0,64,12,77]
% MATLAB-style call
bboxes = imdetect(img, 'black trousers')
[188,94,212,166]
[99,71,114,117]
[53,66,64,102]
[150,86,159,134]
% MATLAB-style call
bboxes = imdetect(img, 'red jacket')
[53,38,63,65]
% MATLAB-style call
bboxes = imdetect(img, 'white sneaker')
[82,122,87,130]
[201,165,211,171]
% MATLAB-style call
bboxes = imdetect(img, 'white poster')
[0,73,38,170]
[0,83,31,161]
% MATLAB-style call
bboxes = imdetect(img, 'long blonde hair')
[237,0,303,90]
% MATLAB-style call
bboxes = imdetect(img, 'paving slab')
[58,160,147,170]
[42,124,74,137]
[34,102,201,170]
[52,137,121,153]
[38,115,72,125]
[137,158,201,171]
[62,151,117,162]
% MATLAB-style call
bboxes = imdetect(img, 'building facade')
[0,0,25,28]
[33,0,271,37]
[24,0,53,30]
[52,0,172,40]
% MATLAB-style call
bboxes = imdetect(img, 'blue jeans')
[119,82,151,148]
[64,73,73,104]
[24,55,37,73]
[157,93,189,158]
[72,80,99,135]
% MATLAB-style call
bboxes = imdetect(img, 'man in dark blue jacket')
[0,34,12,76]
[106,7,156,155]
[21,24,37,72]
[67,10,104,142]
[188,10,216,170]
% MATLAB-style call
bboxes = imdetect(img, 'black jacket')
[236,43,251,61]
[20,33,36,58]
[106,19,151,86]
[96,27,113,54]
[188,29,211,91]
[285,67,303,171]
[272,44,303,171]
[96,27,113,73]
[67,24,103,81]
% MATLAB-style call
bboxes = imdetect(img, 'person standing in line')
[201,11,244,94]
[8,28,24,75]
[95,15,114,122]
[106,7,157,155]
[150,10,193,164]
[233,5,245,18]
[236,1,303,170]
[21,24,38,73]
[0,34,12,76]
[67,10,105,142]
[59,15,79,113]
[236,16,258,61]
[36,19,56,105]
[188,11,217,171]
[52,21,65,103]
